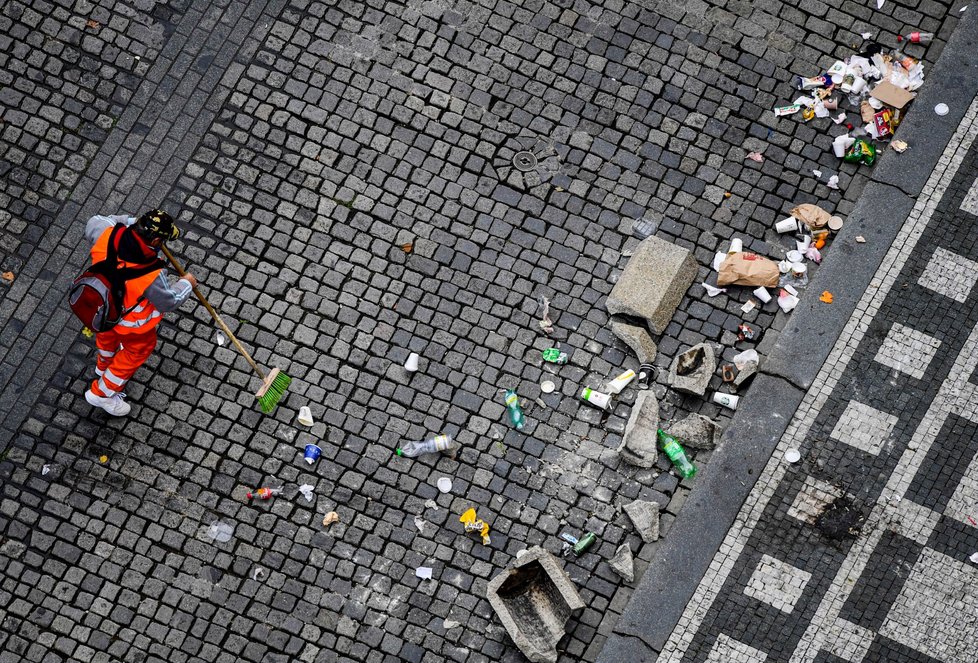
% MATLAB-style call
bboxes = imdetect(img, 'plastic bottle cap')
[395,448,403,456]
[785,448,802,463]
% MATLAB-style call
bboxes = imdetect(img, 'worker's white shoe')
[85,389,131,416]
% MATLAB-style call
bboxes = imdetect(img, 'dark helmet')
[135,209,179,242]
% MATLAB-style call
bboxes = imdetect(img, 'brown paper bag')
[717,253,780,287]
[790,203,831,230]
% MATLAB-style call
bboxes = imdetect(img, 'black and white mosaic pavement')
[660,95,978,663]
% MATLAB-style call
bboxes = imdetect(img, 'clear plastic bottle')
[897,31,934,45]
[657,429,697,479]
[504,389,526,430]
[396,434,457,458]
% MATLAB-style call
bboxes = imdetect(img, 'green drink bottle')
[657,429,696,479]
[504,389,526,430]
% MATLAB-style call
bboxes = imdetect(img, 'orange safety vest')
[91,226,164,334]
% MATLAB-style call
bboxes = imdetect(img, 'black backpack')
[68,225,162,332]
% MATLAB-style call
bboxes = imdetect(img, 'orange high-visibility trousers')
[91,328,158,397]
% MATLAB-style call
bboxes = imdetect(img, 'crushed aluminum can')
[737,323,758,342]
[560,533,579,546]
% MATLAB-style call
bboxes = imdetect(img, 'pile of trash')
[776,33,930,167]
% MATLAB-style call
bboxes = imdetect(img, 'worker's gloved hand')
[182,273,198,289]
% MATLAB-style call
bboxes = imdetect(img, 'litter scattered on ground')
[701,282,726,297]
[559,533,578,546]
[891,139,909,152]
[414,515,426,532]
[541,348,568,364]
[540,380,556,394]
[580,386,612,410]
[713,392,740,409]
[935,102,949,116]
[856,236,867,243]
[486,546,584,663]
[443,619,461,630]
[778,285,800,313]
[81,326,95,337]
[98,454,108,464]
[298,484,314,502]
[415,566,433,580]
[746,151,764,162]
[606,369,636,394]
[247,487,281,500]
[970,552,978,564]
[252,567,266,581]
[537,296,555,334]
[303,443,321,464]
[215,331,227,346]
[0,271,13,284]
[41,464,51,475]
[322,511,339,528]
[572,532,597,556]
[206,521,235,543]
[820,291,835,303]
[404,352,420,372]
[718,253,779,287]
[504,389,527,429]
[401,242,413,253]
[785,448,802,463]
[826,175,840,189]
[437,477,453,493]
[460,508,491,545]
[396,433,457,458]
[424,499,439,511]
[608,543,635,583]
[658,429,697,479]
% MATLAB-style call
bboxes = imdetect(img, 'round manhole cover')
[512,150,538,172]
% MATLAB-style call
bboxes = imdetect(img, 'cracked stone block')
[618,391,658,468]
[606,236,698,334]
[733,359,759,388]
[610,316,658,364]
[623,499,661,543]
[668,343,716,396]
[608,543,634,583]
[486,546,585,663]
[667,413,723,451]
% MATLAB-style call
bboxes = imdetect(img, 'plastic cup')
[786,250,804,263]
[727,238,743,254]
[404,352,420,372]
[297,406,314,427]
[796,236,811,252]
[304,444,322,465]
[775,217,799,233]
[790,263,808,279]
[753,287,772,303]
[713,393,739,409]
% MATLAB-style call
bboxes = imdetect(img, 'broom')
[160,245,291,412]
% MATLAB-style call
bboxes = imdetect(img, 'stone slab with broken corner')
[609,316,658,364]
[486,546,585,663]
[667,413,723,451]
[668,343,717,396]
[623,499,661,543]
[618,391,658,468]
[608,543,635,583]
[606,236,699,334]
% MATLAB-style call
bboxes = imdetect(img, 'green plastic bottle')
[657,429,696,479]
[504,389,526,430]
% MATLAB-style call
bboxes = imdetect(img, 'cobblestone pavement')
[0,1,971,662]
[659,95,978,663]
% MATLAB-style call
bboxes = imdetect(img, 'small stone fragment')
[608,543,635,583]
[610,316,658,364]
[623,500,661,543]
[668,343,717,396]
[323,511,339,528]
[618,391,659,468]
[668,414,723,451]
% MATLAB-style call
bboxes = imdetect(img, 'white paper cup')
[727,238,743,254]
[832,134,854,158]
[850,76,866,94]
[775,217,799,234]
[786,250,804,263]
[790,263,808,279]
[796,236,811,252]
[753,287,772,303]
[778,260,792,274]
[404,352,420,372]
[297,406,314,427]
[713,393,739,409]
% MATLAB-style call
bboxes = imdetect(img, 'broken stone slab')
[668,343,717,396]
[608,543,634,583]
[486,546,585,663]
[606,236,698,335]
[618,391,658,468]
[623,499,661,543]
[609,316,657,364]
[667,413,723,451]
[733,359,759,387]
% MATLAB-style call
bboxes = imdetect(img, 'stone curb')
[599,7,978,660]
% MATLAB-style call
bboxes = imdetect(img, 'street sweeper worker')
[82,209,197,417]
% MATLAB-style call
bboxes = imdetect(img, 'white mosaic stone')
[743,554,812,614]
[874,323,942,380]
[944,450,978,526]
[787,476,842,525]
[961,175,978,216]
[881,548,978,662]
[830,400,899,456]
[917,246,978,303]
[705,633,768,663]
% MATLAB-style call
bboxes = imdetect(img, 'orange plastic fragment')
[819,291,834,304]
[814,238,826,250]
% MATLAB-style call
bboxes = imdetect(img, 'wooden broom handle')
[160,244,265,379]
